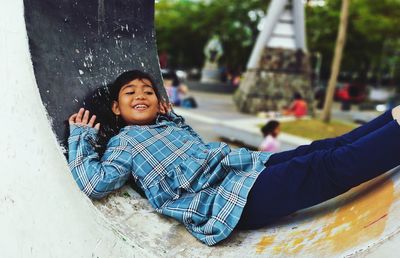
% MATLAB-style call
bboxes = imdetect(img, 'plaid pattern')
[68,112,272,246]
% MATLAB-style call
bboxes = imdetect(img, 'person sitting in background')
[162,69,181,106]
[259,120,281,152]
[162,69,197,109]
[284,92,308,118]
[179,84,198,109]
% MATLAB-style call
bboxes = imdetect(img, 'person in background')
[287,92,308,118]
[162,69,197,109]
[259,120,281,152]
[179,83,198,109]
[162,69,181,106]
[158,51,168,69]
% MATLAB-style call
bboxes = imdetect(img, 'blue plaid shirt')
[68,111,272,245]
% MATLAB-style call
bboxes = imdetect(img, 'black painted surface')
[24,0,165,152]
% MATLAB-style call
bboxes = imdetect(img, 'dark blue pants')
[237,111,400,229]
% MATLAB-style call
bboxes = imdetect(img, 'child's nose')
[135,93,146,100]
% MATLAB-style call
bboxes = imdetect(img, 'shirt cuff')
[69,124,99,143]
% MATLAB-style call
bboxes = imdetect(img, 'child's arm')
[68,108,132,199]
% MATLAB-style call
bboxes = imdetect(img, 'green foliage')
[155,0,271,69]
[156,0,400,84]
[307,0,400,83]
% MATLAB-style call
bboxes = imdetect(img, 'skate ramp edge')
[3,1,400,258]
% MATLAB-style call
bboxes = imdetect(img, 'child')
[162,69,181,106]
[259,120,280,152]
[68,70,400,246]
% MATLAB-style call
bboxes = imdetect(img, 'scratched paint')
[325,179,393,253]
[255,236,275,253]
[255,178,394,255]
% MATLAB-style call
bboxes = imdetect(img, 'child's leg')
[268,110,394,166]
[238,120,400,229]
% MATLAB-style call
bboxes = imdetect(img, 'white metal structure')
[247,0,307,69]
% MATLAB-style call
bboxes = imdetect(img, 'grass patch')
[280,119,358,140]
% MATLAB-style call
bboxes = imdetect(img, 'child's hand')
[69,108,100,130]
[159,98,172,115]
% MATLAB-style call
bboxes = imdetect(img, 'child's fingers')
[69,108,98,128]
[159,104,166,114]
[68,113,78,125]
[160,101,170,114]
[82,110,90,124]
[162,103,170,114]
[75,108,84,123]
[88,115,96,127]
[94,123,100,130]
[161,102,172,114]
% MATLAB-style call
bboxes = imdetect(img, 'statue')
[201,35,224,83]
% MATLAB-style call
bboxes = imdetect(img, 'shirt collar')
[120,114,172,131]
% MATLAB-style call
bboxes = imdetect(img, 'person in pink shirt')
[259,120,281,152]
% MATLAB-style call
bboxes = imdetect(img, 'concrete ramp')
[2,0,400,257]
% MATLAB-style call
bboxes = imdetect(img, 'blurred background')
[154,0,400,150]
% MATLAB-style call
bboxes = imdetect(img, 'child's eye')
[145,91,154,95]
[126,91,135,95]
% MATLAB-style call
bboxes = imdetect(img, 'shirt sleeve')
[167,110,204,143]
[68,125,132,199]
[259,135,275,152]
[259,137,268,151]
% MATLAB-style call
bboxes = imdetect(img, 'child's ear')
[111,101,121,115]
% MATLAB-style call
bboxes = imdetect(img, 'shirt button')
[203,150,208,153]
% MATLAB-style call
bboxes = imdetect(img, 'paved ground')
[175,90,382,151]
[175,91,304,151]
[176,91,256,147]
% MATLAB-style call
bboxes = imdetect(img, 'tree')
[306,0,400,84]
[155,0,400,84]
[321,0,350,123]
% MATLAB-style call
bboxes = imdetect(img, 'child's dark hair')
[109,70,160,101]
[161,69,180,86]
[261,120,280,137]
[293,92,303,100]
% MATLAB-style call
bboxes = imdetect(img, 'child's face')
[112,78,160,125]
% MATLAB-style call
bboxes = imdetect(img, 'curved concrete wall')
[0,2,141,257]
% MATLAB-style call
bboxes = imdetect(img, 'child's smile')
[112,78,160,125]
[134,104,149,111]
